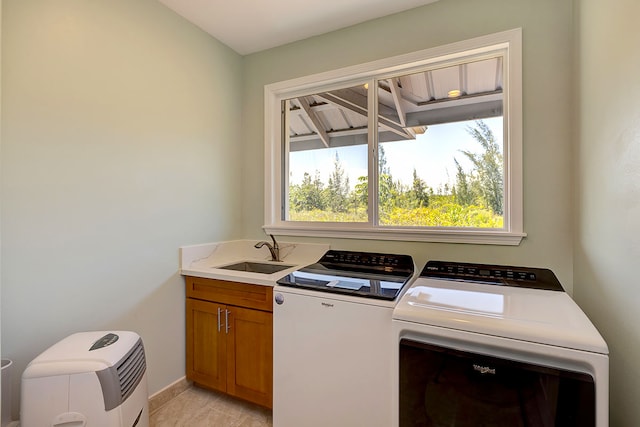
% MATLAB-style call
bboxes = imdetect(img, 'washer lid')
[276,250,415,301]
[393,277,608,355]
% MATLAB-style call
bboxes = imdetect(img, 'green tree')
[378,145,402,210]
[290,171,325,211]
[453,159,474,206]
[354,175,368,207]
[326,152,350,213]
[458,120,504,215]
[409,168,430,208]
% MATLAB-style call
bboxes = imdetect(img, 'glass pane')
[377,57,505,228]
[284,85,369,222]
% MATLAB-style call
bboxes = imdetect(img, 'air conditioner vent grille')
[117,339,146,402]
[96,337,147,411]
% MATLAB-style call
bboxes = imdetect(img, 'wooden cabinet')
[185,276,273,408]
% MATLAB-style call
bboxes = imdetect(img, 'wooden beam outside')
[317,92,412,140]
[387,78,407,127]
[297,96,330,148]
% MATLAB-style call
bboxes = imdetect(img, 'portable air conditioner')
[20,331,149,427]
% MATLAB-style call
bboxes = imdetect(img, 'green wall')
[576,0,640,425]
[0,0,243,414]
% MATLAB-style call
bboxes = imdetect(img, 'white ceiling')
[158,0,440,55]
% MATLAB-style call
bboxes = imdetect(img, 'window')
[264,29,524,245]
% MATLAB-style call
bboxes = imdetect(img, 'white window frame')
[263,28,525,245]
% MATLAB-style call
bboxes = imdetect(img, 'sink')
[217,261,294,274]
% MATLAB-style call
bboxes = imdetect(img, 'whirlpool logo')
[473,364,496,375]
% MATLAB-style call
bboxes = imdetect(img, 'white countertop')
[179,239,330,286]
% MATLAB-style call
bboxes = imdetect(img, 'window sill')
[263,224,526,246]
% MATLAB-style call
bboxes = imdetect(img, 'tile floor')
[150,386,273,427]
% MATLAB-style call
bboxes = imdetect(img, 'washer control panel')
[320,250,414,275]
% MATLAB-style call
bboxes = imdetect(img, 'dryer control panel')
[421,260,564,291]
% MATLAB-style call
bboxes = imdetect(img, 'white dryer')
[392,261,609,427]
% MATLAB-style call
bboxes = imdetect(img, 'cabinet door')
[186,298,227,392]
[226,306,273,408]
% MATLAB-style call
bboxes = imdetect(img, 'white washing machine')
[392,261,609,427]
[273,250,416,427]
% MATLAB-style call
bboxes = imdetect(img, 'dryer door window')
[399,339,595,427]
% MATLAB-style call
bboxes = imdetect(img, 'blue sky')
[289,117,503,192]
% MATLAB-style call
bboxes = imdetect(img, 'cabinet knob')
[275,293,285,305]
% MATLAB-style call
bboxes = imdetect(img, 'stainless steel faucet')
[254,234,281,262]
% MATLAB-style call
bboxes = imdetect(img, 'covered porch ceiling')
[287,56,503,152]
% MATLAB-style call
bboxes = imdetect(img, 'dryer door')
[399,339,595,427]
